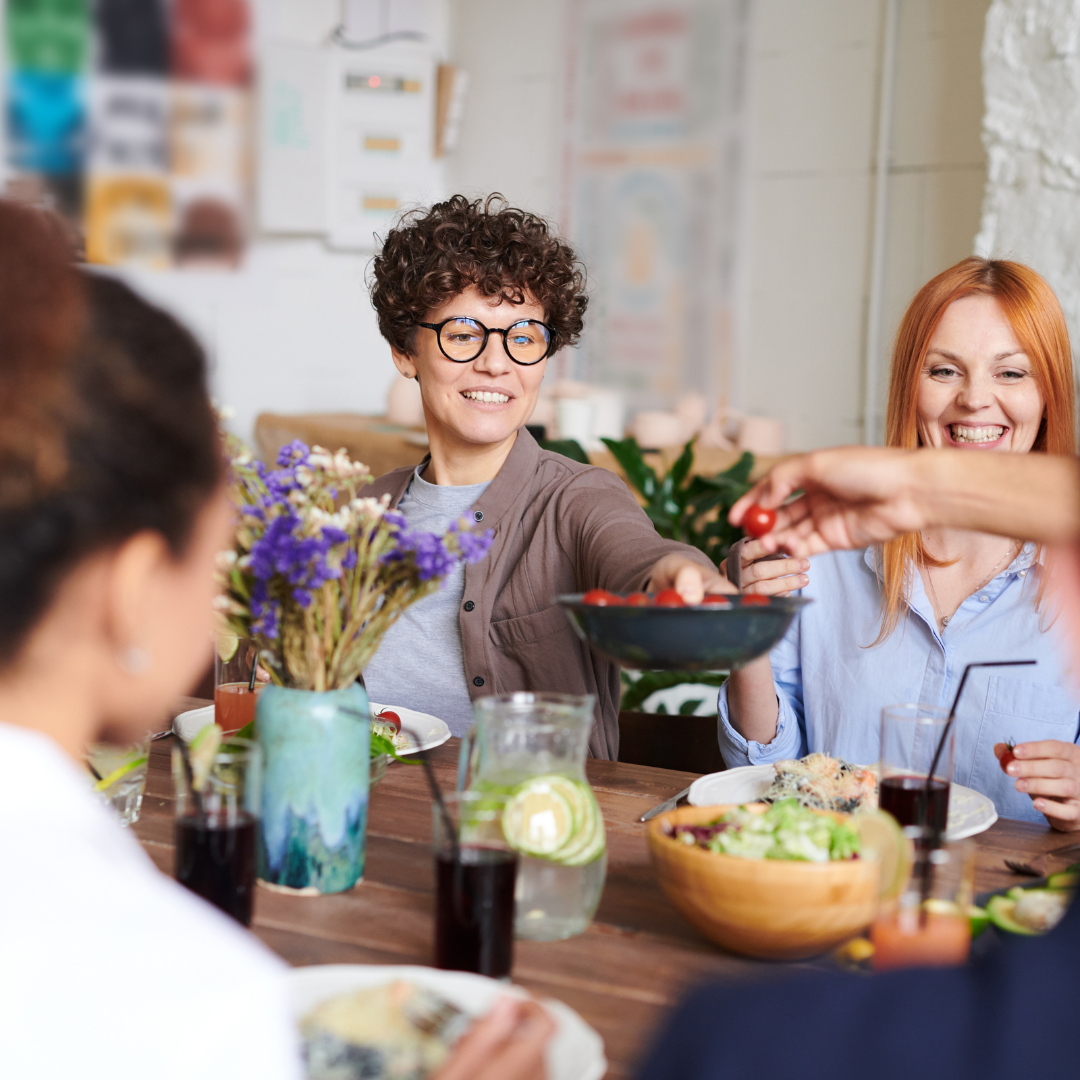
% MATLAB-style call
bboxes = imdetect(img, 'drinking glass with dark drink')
[173,735,261,926]
[214,634,264,734]
[879,704,954,832]
[433,792,518,981]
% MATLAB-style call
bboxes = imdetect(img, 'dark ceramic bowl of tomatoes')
[557,591,812,671]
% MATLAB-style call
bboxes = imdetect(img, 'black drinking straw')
[247,647,260,693]
[916,659,1037,919]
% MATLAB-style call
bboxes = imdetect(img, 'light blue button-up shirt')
[717,544,1080,823]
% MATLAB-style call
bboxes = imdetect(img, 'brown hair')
[875,256,1075,642]
[0,199,224,662]
[369,194,588,355]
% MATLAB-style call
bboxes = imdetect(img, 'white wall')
[744,0,989,449]
[445,0,991,450]
[976,0,1080,367]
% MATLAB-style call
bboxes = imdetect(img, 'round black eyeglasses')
[417,317,554,365]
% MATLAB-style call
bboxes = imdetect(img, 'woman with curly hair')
[362,194,730,758]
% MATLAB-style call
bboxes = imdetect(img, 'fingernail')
[799,575,808,584]
[1007,763,1018,775]
[1016,780,1026,791]
[800,560,809,569]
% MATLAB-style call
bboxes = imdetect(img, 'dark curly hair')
[369,194,588,356]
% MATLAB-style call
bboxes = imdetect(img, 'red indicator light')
[368,75,381,88]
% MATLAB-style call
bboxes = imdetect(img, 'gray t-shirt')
[362,466,491,737]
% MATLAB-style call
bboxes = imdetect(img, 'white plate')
[173,704,215,742]
[174,702,451,755]
[290,964,607,1080]
[688,764,998,841]
[370,703,451,755]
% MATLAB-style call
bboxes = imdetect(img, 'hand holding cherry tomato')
[743,503,777,539]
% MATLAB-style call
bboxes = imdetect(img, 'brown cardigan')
[361,429,714,760]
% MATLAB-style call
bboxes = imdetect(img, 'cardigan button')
[473,510,484,522]
[464,600,475,612]
[473,676,485,687]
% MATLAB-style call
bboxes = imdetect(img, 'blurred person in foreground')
[0,200,550,1080]
[636,446,1079,1080]
[720,259,1080,828]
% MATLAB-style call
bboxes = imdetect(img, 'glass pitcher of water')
[458,693,606,942]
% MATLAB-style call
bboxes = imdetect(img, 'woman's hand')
[995,740,1080,831]
[432,997,554,1080]
[720,540,809,597]
[647,554,734,604]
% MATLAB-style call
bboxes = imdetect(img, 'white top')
[0,722,302,1080]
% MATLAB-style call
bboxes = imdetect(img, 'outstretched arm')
[729,447,1080,557]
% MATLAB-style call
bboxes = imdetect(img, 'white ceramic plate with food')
[290,964,607,1080]
[688,765,998,841]
[173,702,451,754]
[370,703,451,755]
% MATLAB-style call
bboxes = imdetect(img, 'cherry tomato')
[377,709,402,732]
[625,592,651,606]
[743,503,777,539]
[740,594,770,606]
[700,593,733,607]
[583,588,623,606]
[999,742,1016,774]
[653,588,685,607]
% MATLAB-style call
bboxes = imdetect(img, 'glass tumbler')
[433,791,518,980]
[173,736,261,926]
[214,636,263,733]
[879,703,954,832]
[86,736,150,826]
[871,829,975,971]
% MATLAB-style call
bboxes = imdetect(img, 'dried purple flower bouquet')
[216,438,493,691]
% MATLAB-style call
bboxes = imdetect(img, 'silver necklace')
[924,538,1018,629]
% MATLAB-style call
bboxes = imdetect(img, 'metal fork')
[639,785,693,823]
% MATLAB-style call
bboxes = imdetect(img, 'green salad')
[670,798,861,863]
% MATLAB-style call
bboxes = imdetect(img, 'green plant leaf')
[540,438,591,465]
[601,436,658,499]
[655,702,668,714]
[678,698,704,715]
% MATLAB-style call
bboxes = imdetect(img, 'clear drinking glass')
[871,828,975,971]
[214,636,263,733]
[433,791,518,980]
[460,692,606,942]
[172,736,261,926]
[879,703,954,831]
[86,737,150,826]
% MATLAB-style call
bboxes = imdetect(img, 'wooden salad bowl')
[647,803,879,960]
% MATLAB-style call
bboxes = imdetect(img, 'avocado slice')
[987,895,1041,936]
[1047,871,1077,890]
[967,904,990,938]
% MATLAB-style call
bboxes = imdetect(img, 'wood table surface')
[138,710,1070,1080]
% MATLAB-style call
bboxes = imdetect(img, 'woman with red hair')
[719,257,1080,829]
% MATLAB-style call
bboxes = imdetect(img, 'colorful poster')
[561,0,750,410]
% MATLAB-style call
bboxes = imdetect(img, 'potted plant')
[215,439,491,894]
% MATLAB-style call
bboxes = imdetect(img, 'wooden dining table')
[136,707,1071,1080]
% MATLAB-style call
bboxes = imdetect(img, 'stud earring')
[122,646,150,675]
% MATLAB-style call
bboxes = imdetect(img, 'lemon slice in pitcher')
[501,777,577,858]
[853,809,910,901]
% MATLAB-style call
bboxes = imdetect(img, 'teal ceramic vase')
[255,683,370,894]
